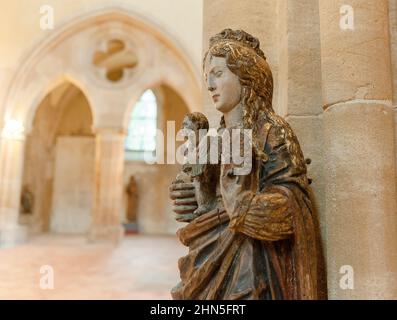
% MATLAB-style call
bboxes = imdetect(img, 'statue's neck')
[223,102,244,128]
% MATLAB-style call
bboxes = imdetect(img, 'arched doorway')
[20,82,94,235]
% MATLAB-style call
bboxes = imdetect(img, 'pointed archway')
[20,82,94,235]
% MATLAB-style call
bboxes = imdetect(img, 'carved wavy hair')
[203,29,275,161]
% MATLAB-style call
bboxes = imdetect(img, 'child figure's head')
[182,112,209,131]
[182,112,209,147]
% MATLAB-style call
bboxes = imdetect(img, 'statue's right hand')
[169,180,198,223]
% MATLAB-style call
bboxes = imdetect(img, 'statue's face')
[204,56,242,114]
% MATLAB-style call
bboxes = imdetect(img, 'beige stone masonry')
[320,0,397,299]
[89,128,125,243]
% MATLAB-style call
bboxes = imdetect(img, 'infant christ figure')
[180,112,220,218]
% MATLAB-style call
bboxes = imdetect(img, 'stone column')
[320,0,397,299]
[0,132,28,246]
[89,128,125,243]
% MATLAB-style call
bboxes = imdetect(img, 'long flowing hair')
[203,29,275,162]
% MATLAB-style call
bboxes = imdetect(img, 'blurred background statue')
[20,185,34,215]
[125,175,138,234]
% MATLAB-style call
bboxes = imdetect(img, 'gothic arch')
[2,5,202,134]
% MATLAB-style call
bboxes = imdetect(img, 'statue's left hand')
[169,180,198,222]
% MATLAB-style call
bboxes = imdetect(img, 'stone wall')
[123,162,182,234]
[51,136,95,234]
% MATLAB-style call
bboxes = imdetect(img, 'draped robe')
[171,115,318,300]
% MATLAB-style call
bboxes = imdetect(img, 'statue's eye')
[216,71,223,77]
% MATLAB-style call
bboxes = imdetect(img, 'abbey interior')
[1,0,397,300]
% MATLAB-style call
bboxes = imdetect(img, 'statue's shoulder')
[262,114,306,170]
[263,114,300,147]
[258,114,287,148]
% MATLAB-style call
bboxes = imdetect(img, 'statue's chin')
[216,104,239,115]
[215,103,229,114]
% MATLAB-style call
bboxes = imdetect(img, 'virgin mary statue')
[169,29,319,300]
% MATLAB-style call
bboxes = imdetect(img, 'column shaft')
[0,137,28,246]
[320,0,397,299]
[89,130,125,243]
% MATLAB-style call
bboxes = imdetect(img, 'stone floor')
[0,234,187,300]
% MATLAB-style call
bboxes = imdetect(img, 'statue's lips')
[212,94,220,102]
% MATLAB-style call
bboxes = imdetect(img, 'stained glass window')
[125,90,157,154]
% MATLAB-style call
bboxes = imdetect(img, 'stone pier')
[0,132,28,246]
[89,128,125,243]
[319,0,397,299]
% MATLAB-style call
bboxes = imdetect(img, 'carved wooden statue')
[169,29,319,300]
